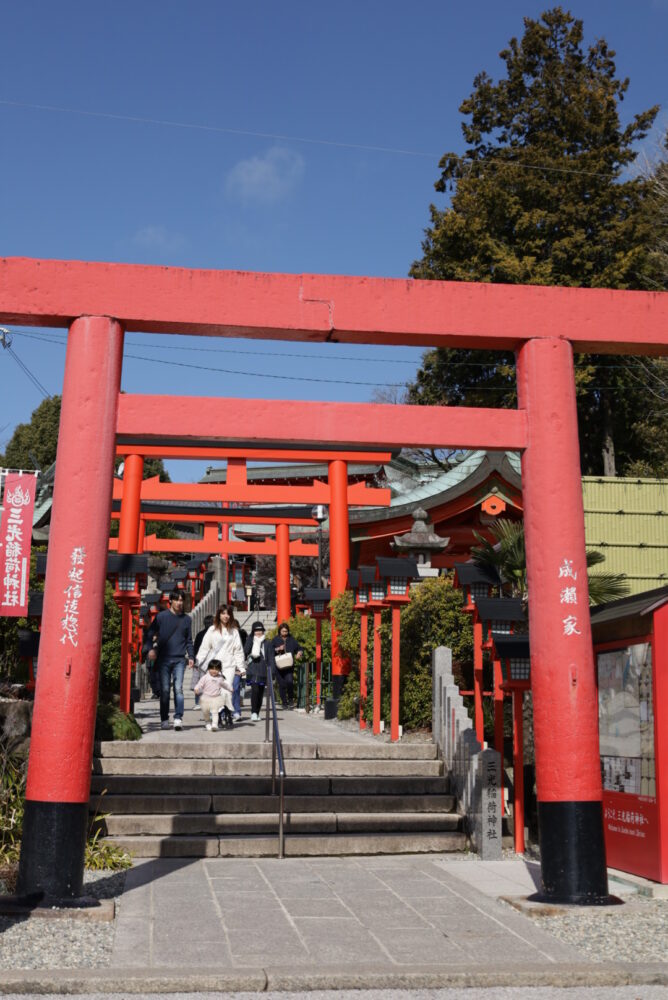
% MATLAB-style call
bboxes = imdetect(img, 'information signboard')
[598,641,660,880]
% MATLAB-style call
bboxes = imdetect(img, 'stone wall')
[432,645,502,859]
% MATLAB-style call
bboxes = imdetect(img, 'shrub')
[268,614,331,663]
[1,716,134,886]
[399,575,473,669]
[0,734,28,865]
[328,590,360,666]
[95,703,142,742]
[401,663,434,730]
[99,582,123,692]
[86,792,133,871]
[336,674,361,720]
[333,574,475,731]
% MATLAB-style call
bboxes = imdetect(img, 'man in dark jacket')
[146,591,194,730]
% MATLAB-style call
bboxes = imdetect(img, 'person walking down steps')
[195,605,245,728]
[146,591,194,731]
[191,613,214,708]
[244,622,274,721]
[271,621,303,708]
[193,659,233,731]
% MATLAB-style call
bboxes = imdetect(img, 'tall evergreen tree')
[1,396,171,483]
[409,8,665,477]
[0,396,61,473]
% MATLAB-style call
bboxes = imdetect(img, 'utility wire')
[13,329,422,365]
[12,328,665,375]
[0,328,52,398]
[14,333,660,394]
[0,97,614,180]
[123,351,407,387]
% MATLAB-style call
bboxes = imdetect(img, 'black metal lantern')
[376,557,420,603]
[108,554,149,595]
[492,633,531,688]
[347,565,376,610]
[143,591,162,615]
[453,562,501,611]
[302,587,331,619]
[474,596,526,649]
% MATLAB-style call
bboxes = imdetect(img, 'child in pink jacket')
[193,659,233,731]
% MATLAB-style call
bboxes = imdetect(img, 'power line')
[0,327,52,399]
[14,329,422,365]
[12,329,665,373]
[0,97,614,180]
[0,98,439,161]
[10,331,662,395]
[123,351,408,388]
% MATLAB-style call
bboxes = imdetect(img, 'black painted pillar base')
[332,674,347,699]
[17,800,88,899]
[536,800,610,905]
[324,673,348,719]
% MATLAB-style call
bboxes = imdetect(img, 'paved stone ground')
[4,697,666,994]
[133,686,375,745]
[110,854,577,973]
[3,991,668,1000]
[3,855,667,993]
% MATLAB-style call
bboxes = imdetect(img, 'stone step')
[103,830,467,858]
[90,774,450,797]
[92,792,457,815]
[101,811,463,836]
[95,740,439,760]
[92,758,443,778]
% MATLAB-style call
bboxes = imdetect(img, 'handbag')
[275,652,294,669]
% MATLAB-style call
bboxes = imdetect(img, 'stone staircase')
[234,609,277,634]
[90,739,466,858]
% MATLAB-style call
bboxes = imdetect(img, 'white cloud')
[225,146,305,205]
[131,225,186,253]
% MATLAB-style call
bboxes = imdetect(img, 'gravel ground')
[0,869,126,971]
[531,896,668,964]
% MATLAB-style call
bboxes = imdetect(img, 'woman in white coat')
[194,605,245,727]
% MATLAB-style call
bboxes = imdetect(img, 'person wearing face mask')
[243,622,274,721]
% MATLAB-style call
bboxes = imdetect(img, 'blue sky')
[1,0,667,480]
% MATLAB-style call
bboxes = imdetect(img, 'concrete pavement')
[4,696,667,993]
[2,854,667,993]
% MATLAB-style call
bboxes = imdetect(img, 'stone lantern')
[392,507,449,578]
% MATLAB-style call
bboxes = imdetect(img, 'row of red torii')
[1,256,665,906]
[108,451,393,716]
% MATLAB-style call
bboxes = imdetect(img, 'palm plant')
[471,520,629,606]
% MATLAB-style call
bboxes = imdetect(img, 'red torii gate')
[110,499,325,715]
[111,451,390,632]
[2,257,666,906]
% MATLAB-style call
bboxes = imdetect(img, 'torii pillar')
[276,523,291,624]
[517,337,608,903]
[328,460,350,689]
[117,454,143,712]
[18,317,124,899]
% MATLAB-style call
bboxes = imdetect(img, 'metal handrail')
[263,661,286,858]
